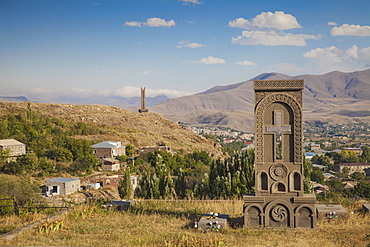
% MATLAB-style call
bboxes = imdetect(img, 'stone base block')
[243,195,316,228]
[196,214,228,231]
[316,204,347,219]
[110,200,134,211]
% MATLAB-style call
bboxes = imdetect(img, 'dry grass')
[1,200,370,247]
[0,212,48,234]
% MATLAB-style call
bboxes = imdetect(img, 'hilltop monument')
[138,87,149,113]
[243,79,316,228]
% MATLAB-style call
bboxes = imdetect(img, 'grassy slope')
[1,200,369,247]
[0,102,221,154]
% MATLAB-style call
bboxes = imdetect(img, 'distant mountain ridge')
[0,96,30,103]
[0,94,169,109]
[52,94,170,108]
[149,69,370,132]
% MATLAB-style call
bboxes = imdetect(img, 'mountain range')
[149,69,370,132]
[2,69,370,133]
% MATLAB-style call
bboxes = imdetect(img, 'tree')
[350,171,365,181]
[325,179,344,193]
[125,144,135,157]
[351,181,370,199]
[0,174,41,205]
[303,155,313,192]
[311,168,324,184]
[174,168,186,199]
[118,168,132,199]
[0,148,11,162]
[311,155,331,167]
[341,150,359,163]
[361,146,370,162]
[336,167,349,178]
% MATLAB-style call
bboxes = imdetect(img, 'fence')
[0,197,18,216]
[0,197,69,216]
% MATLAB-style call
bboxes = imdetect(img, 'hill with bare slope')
[150,69,370,132]
[0,102,221,154]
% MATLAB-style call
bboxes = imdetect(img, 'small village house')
[0,139,26,161]
[46,177,80,196]
[334,163,370,174]
[311,143,321,151]
[91,141,126,159]
[101,174,138,191]
[138,145,171,155]
[101,158,121,171]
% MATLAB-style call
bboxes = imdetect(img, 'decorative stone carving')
[243,79,316,229]
[271,205,288,222]
[270,163,288,181]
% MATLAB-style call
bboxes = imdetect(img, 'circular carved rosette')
[271,205,288,222]
[269,163,288,181]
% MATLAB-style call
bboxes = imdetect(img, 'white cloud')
[190,56,226,65]
[232,30,321,46]
[124,21,142,27]
[228,11,301,31]
[142,70,154,75]
[331,24,370,36]
[304,46,350,62]
[4,86,192,103]
[328,22,338,26]
[146,17,175,27]
[303,45,370,66]
[180,0,203,5]
[359,47,370,62]
[124,17,175,27]
[177,41,206,48]
[235,60,256,66]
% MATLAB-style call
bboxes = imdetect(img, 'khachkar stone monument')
[138,87,149,113]
[243,79,316,228]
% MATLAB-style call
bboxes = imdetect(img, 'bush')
[0,174,41,206]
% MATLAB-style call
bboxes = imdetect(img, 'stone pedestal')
[244,194,316,228]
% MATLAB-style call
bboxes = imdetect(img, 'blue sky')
[1,0,370,101]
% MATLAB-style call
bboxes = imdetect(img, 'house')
[101,158,121,171]
[101,174,138,191]
[91,141,126,159]
[305,152,319,160]
[334,163,370,174]
[101,175,121,188]
[0,139,26,161]
[85,183,101,190]
[312,164,327,171]
[223,138,234,144]
[46,177,80,196]
[311,143,321,151]
[313,182,329,194]
[138,145,171,155]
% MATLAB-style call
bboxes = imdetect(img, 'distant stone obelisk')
[138,87,149,113]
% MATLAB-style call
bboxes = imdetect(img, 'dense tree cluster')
[0,104,100,176]
[132,149,255,199]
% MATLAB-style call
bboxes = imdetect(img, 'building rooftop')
[338,163,370,167]
[0,139,25,147]
[47,177,80,183]
[91,141,124,149]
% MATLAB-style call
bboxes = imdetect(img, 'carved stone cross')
[266,111,291,160]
